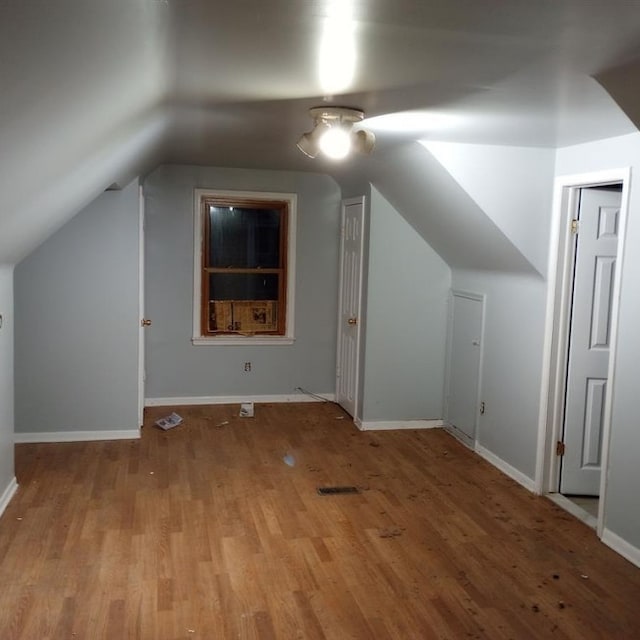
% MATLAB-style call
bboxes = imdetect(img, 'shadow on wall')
[356,141,545,275]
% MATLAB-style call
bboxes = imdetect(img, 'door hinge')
[556,440,565,456]
[479,401,485,415]
[570,219,579,235]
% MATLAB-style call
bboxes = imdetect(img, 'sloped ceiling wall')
[1,0,639,272]
[423,141,555,275]
[337,142,549,274]
[597,57,640,134]
[0,0,169,263]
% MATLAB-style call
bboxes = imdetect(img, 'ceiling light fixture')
[297,107,375,160]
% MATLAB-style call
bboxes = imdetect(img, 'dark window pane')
[208,206,281,269]
[209,273,279,301]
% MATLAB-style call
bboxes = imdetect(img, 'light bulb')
[319,127,351,159]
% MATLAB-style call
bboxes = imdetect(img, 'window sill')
[192,336,295,346]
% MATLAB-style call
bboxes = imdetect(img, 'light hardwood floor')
[1,403,639,639]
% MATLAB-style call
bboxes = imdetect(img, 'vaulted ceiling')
[1,0,640,263]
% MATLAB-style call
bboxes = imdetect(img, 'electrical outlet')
[244,362,252,372]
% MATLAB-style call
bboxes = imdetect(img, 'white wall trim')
[545,493,598,529]
[335,195,366,425]
[191,337,295,346]
[357,419,443,431]
[443,290,486,445]
[138,184,146,429]
[475,442,536,492]
[14,429,141,443]
[602,528,640,569]
[192,189,297,343]
[0,477,18,518]
[443,423,475,449]
[536,168,631,534]
[145,393,336,407]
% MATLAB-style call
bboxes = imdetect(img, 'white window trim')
[192,188,296,346]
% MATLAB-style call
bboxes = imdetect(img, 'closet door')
[445,291,484,443]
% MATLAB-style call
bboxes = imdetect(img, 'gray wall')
[361,188,451,422]
[0,0,168,264]
[0,266,15,496]
[357,141,554,452]
[556,132,640,552]
[359,140,553,451]
[363,142,540,273]
[14,180,141,434]
[452,269,547,479]
[424,141,555,275]
[143,165,341,399]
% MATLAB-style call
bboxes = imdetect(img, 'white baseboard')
[443,423,475,449]
[145,393,336,407]
[0,477,18,518]
[545,493,598,529]
[602,528,640,569]
[474,442,537,492]
[357,419,444,431]
[14,429,140,444]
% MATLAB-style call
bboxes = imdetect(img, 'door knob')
[141,318,152,327]
[347,317,358,325]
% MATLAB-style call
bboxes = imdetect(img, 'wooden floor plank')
[0,402,638,639]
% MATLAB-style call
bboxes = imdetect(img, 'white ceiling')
[1,0,640,262]
[162,0,640,169]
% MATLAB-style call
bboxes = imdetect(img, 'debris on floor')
[155,412,183,430]
[378,527,403,538]
[239,402,254,417]
[283,454,295,467]
[215,420,229,427]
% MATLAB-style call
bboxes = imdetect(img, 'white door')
[561,187,621,495]
[336,197,365,419]
[445,291,484,442]
[137,186,146,429]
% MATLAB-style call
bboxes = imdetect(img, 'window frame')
[192,189,297,345]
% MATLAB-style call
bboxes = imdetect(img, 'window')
[193,190,296,344]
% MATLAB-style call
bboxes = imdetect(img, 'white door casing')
[336,197,365,419]
[536,168,630,542]
[561,187,621,496]
[137,186,146,428]
[445,291,484,443]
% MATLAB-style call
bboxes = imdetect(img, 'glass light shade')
[352,129,376,155]
[296,132,319,158]
[318,127,351,159]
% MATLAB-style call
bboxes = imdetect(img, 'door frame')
[536,168,631,536]
[335,196,366,423]
[443,289,486,448]
[137,185,146,430]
